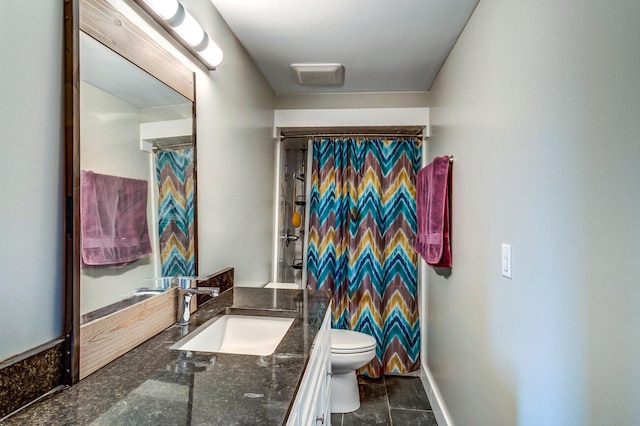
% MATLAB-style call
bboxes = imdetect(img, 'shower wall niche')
[275,139,309,285]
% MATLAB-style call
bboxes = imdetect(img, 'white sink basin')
[171,314,295,356]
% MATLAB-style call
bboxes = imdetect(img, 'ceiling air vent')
[291,63,345,86]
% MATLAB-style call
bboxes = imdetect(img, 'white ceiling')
[210,0,479,95]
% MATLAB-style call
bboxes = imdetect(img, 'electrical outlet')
[501,244,512,279]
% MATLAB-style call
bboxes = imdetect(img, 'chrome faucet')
[283,229,299,247]
[178,287,220,326]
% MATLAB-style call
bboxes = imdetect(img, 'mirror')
[65,0,198,384]
[79,32,196,320]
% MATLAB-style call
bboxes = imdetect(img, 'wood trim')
[63,0,81,386]
[192,78,199,276]
[79,0,194,101]
[79,289,178,379]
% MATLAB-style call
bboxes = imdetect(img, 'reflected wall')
[78,31,194,318]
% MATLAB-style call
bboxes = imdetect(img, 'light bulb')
[198,41,224,68]
[173,9,205,47]
[143,0,179,20]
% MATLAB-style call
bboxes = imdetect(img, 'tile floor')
[331,375,438,426]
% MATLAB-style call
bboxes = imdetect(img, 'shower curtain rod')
[280,133,423,141]
[152,143,193,152]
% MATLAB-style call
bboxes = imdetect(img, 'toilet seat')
[331,329,376,354]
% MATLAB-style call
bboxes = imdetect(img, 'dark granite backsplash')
[196,267,234,306]
[0,340,64,419]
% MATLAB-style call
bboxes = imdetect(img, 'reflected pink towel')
[414,156,452,267]
[80,170,151,267]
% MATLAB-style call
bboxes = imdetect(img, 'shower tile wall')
[277,147,306,284]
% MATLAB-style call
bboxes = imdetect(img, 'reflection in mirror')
[79,32,194,322]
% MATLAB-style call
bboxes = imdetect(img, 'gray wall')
[0,1,64,362]
[183,0,276,287]
[0,0,275,361]
[426,0,640,424]
[79,82,155,315]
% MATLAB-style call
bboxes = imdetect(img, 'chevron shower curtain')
[307,138,422,377]
[155,148,195,277]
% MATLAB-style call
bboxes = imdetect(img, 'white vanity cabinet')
[287,307,332,425]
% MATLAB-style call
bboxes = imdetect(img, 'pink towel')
[80,170,152,267]
[414,156,452,267]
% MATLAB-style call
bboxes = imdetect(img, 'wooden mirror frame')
[63,0,197,384]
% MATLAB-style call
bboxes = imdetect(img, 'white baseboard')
[420,362,454,426]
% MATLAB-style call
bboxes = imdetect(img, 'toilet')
[330,329,377,413]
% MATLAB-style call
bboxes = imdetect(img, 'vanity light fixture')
[138,0,223,70]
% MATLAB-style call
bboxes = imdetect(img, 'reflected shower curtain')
[307,138,421,377]
[155,148,195,276]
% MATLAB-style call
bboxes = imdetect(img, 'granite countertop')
[3,287,331,425]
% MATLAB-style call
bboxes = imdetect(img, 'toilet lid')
[331,329,377,354]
